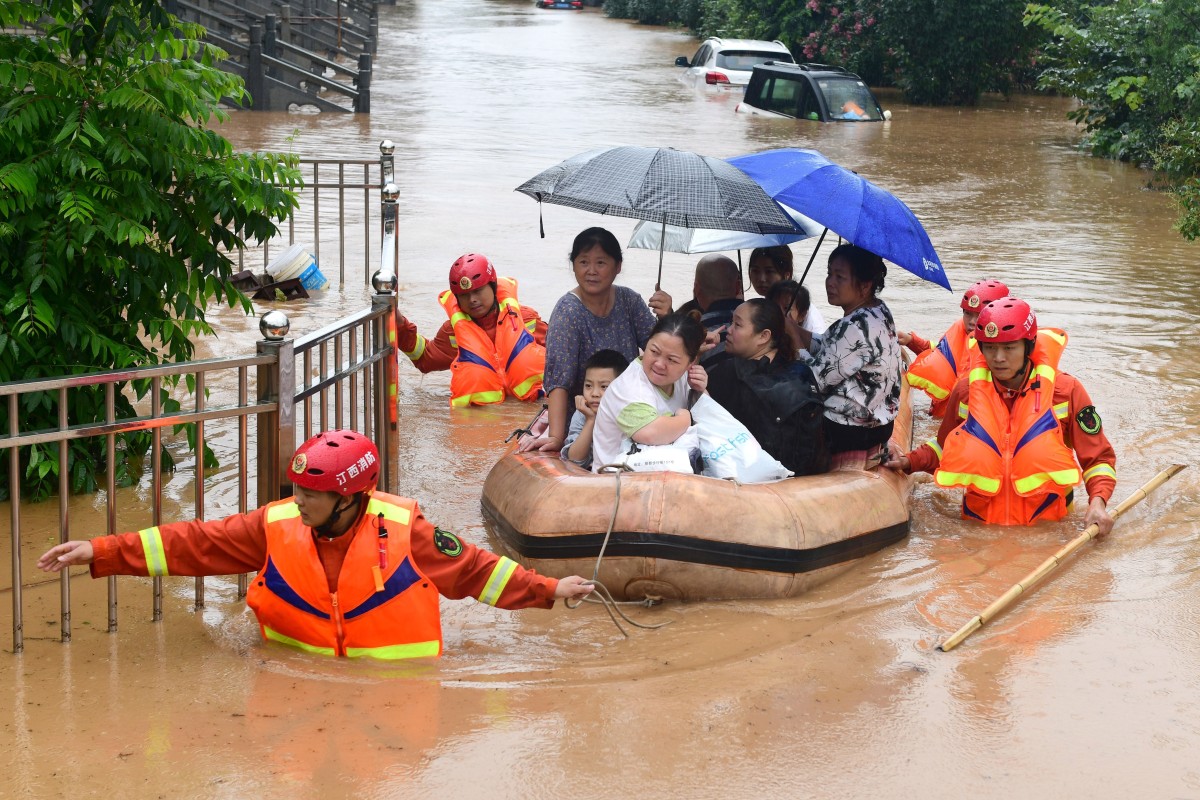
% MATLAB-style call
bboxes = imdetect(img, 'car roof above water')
[704,37,790,52]
[754,61,855,77]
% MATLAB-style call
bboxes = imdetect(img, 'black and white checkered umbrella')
[517,145,798,233]
[516,146,800,286]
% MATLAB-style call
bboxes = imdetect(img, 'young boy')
[561,349,630,470]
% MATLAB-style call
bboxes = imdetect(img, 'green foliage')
[1154,118,1200,240]
[883,0,1039,104]
[690,0,1040,102]
[1027,0,1200,237]
[0,0,301,501]
[604,0,703,28]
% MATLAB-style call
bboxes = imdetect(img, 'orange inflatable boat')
[481,386,915,601]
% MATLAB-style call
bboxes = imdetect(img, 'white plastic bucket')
[265,243,328,290]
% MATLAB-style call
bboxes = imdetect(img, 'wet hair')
[648,313,707,361]
[741,299,795,365]
[828,243,886,295]
[583,348,630,375]
[766,280,811,318]
[569,227,623,266]
[748,245,794,280]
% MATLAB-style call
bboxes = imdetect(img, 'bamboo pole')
[939,464,1187,652]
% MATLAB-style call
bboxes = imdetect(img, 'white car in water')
[674,37,795,89]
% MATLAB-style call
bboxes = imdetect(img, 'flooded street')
[5,0,1200,797]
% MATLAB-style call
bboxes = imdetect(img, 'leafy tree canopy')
[0,0,301,499]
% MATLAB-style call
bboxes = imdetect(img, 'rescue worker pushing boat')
[396,253,547,406]
[885,297,1116,534]
[37,430,594,660]
[900,278,1009,418]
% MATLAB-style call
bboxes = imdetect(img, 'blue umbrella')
[727,148,952,291]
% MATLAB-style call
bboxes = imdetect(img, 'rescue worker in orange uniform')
[37,430,594,659]
[899,278,1009,418]
[885,298,1116,533]
[396,253,547,406]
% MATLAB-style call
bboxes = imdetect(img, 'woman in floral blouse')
[793,244,901,470]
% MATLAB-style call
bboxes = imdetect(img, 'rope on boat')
[564,464,672,637]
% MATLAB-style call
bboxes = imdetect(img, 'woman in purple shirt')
[520,227,671,452]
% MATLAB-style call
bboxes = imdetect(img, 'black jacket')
[706,355,829,476]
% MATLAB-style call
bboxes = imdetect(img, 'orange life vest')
[905,320,973,418]
[934,329,1080,525]
[439,276,545,407]
[246,493,444,659]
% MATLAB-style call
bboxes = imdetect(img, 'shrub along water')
[0,1,302,500]
[1027,0,1200,239]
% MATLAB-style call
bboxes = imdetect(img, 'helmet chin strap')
[313,493,364,538]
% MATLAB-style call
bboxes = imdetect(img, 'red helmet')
[975,297,1037,343]
[960,278,1010,311]
[448,253,496,293]
[287,430,379,496]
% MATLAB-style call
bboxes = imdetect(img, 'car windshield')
[816,78,882,121]
[715,50,794,71]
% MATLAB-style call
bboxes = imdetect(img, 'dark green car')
[735,62,889,122]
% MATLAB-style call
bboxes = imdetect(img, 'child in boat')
[766,280,823,355]
[591,314,708,472]
[561,349,630,471]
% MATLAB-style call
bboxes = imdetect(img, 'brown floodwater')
[5,0,1200,797]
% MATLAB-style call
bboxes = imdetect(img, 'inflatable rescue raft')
[481,386,915,601]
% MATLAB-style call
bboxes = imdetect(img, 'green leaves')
[0,0,300,500]
[1026,0,1200,236]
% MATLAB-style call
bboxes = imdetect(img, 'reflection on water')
[4,0,1200,797]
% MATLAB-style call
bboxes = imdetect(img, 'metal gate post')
[256,311,296,504]
[371,271,398,492]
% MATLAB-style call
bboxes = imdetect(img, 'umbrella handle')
[655,216,666,292]
[798,228,828,286]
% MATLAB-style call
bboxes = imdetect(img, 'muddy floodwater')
[5,0,1200,797]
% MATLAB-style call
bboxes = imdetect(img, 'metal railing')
[1,144,402,654]
[166,0,378,111]
[236,140,398,286]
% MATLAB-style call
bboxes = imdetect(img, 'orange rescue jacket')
[439,277,545,407]
[934,329,1080,525]
[906,319,973,418]
[246,493,444,659]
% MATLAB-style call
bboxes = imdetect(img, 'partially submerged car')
[735,62,890,122]
[674,37,795,88]
[536,0,582,8]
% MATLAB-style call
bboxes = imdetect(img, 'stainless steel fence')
[238,140,399,286]
[1,144,402,654]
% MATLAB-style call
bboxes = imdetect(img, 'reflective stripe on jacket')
[246,493,444,659]
[439,277,545,407]
[906,320,972,418]
[934,328,1081,525]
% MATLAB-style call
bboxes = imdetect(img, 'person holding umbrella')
[791,244,903,470]
[396,253,548,407]
[520,228,673,453]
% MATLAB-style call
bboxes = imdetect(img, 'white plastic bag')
[690,394,792,482]
[610,429,700,475]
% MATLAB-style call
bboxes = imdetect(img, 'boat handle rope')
[564,464,672,638]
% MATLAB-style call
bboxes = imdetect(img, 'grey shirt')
[543,286,657,398]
